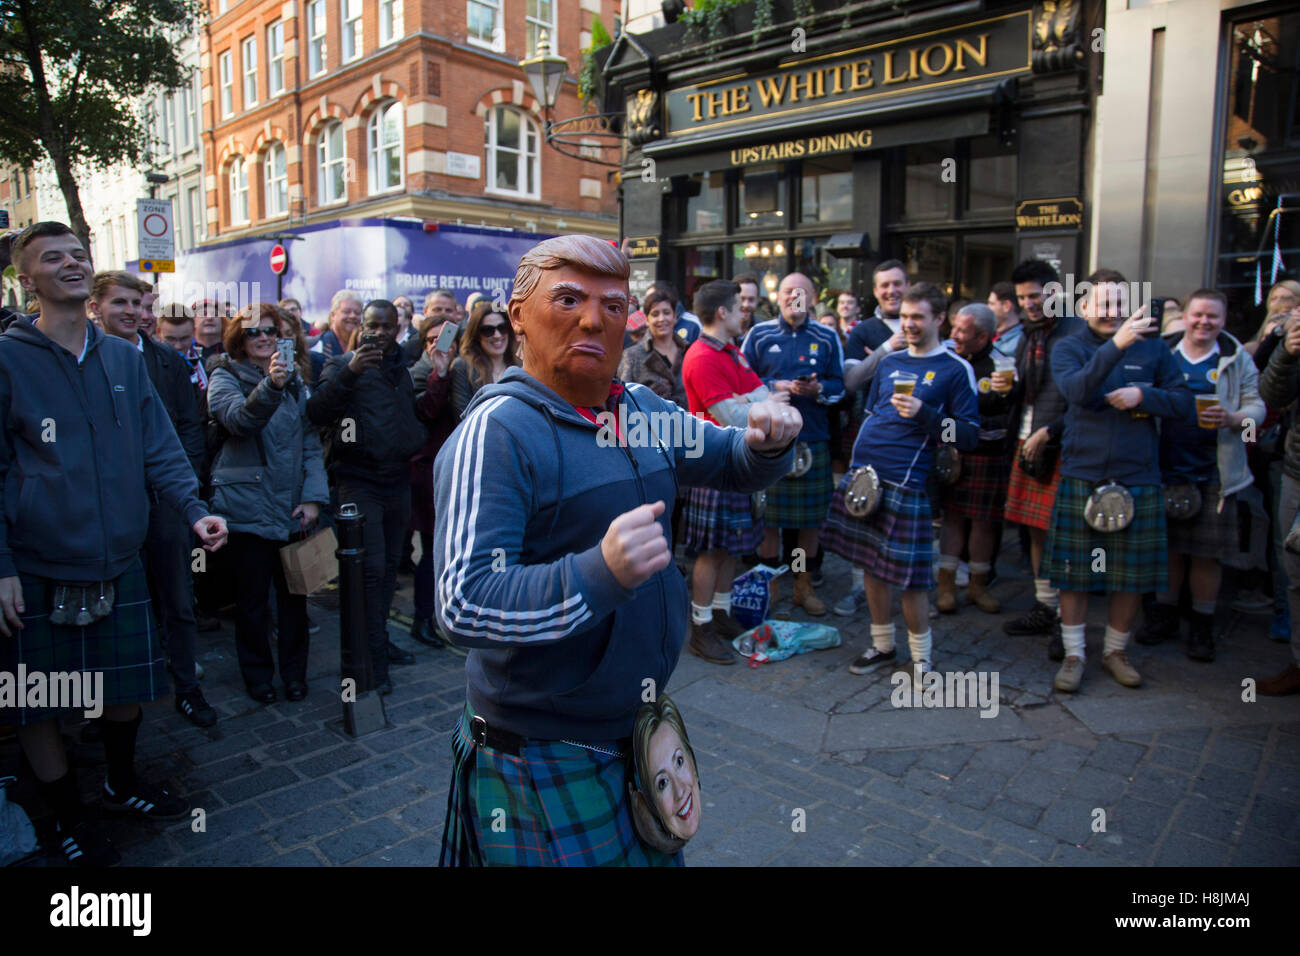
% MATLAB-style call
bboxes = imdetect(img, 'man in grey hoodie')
[0,222,228,866]
[435,235,800,865]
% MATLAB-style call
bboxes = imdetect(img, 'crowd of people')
[1,218,1298,867]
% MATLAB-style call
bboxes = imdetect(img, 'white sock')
[691,603,713,625]
[938,554,960,571]
[870,623,895,653]
[907,629,933,666]
[1061,623,1087,661]
[1103,625,1129,655]
[1192,600,1215,616]
[712,592,732,614]
[1034,577,1059,609]
[970,561,992,574]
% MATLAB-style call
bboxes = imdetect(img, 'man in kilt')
[681,279,778,665]
[824,282,979,682]
[1002,260,1084,656]
[1044,269,1193,693]
[1134,290,1262,661]
[0,222,229,865]
[433,236,799,865]
[741,273,845,615]
[937,304,1020,615]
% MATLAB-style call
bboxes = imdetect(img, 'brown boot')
[792,571,827,616]
[967,571,1000,614]
[936,567,958,614]
[689,619,736,665]
[1258,662,1300,696]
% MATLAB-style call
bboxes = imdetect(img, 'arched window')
[264,142,288,217]
[485,106,539,199]
[317,121,346,205]
[367,100,403,194]
[229,156,249,224]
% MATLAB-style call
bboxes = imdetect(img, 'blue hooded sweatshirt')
[0,317,208,581]
[433,367,793,741]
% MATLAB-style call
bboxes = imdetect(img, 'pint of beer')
[1195,394,1220,429]
[894,373,918,396]
[991,352,1016,390]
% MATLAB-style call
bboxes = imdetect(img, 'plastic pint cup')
[894,372,918,396]
[991,351,1016,390]
[1196,394,1220,429]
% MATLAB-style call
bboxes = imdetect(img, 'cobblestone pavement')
[5,539,1298,867]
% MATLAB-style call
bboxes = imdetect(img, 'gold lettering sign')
[729,130,873,166]
[666,11,1030,136]
[624,236,661,258]
[1015,197,1084,230]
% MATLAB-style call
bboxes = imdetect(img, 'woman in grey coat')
[207,304,329,704]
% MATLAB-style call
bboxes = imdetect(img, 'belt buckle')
[469,715,488,747]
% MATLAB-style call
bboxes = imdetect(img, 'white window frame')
[181,76,195,151]
[219,51,233,118]
[367,100,403,194]
[307,0,327,77]
[485,106,540,200]
[525,0,555,57]
[241,36,257,107]
[230,157,249,225]
[157,97,171,156]
[187,184,203,249]
[317,121,347,205]
[341,0,363,62]
[379,0,403,46]
[267,22,285,96]
[467,0,504,53]
[264,143,288,218]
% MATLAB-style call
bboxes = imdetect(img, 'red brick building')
[200,0,620,243]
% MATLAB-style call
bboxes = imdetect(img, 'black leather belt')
[469,715,526,755]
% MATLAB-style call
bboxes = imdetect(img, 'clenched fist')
[601,500,671,590]
[744,400,803,452]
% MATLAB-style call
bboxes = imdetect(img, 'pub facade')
[604,0,1099,309]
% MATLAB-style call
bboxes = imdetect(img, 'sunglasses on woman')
[244,326,278,338]
[480,322,509,338]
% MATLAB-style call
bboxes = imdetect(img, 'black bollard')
[336,502,386,736]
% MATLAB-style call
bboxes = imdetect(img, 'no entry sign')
[270,244,287,275]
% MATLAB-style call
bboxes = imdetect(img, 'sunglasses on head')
[244,326,278,338]
[480,322,509,338]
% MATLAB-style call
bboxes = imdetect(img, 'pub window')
[800,155,853,224]
[967,135,1017,211]
[736,164,786,229]
[683,171,725,233]
[797,236,851,293]
[902,141,954,221]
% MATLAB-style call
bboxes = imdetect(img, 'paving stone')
[1153,831,1230,866]
[184,753,261,788]
[1125,765,1192,806]
[914,744,975,776]
[982,818,1056,860]
[263,730,347,763]
[1206,736,1264,773]
[394,795,444,833]
[1230,832,1300,866]
[1247,794,1300,843]
[901,766,953,797]
[268,804,352,849]
[197,802,271,838]
[989,847,1042,866]
[1109,797,1175,842]
[856,836,919,866]
[185,732,261,765]
[965,742,1032,777]
[1222,723,1271,742]
[921,822,995,863]
[922,795,992,832]
[181,833,277,866]
[935,849,984,865]
[292,745,367,779]
[1191,765,1254,805]
[1029,740,1093,774]
[1173,800,1242,844]
[1157,727,1212,752]
[1007,768,1071,808]
[1036,797,1098,845]
[1085,737,1146,776]
[213,765,301,804]
[260,847,325,866]
[257,777,350,817]
[945,771,1007,811]
[315,817,408,865]
[863,749,922,777]
[254,720,315,744]
[865,824,939,858]
[988,797,1041,828]
[702,823,797,867]
[1067,766,1131,806]
[353,835,443,866]
[1087,832,1154,865]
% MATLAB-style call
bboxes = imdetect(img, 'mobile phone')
[435,322,458,353]
[276,337,294,368]
[1147,299,1164,326]
[360,332,381,348]
[795,374,811,383]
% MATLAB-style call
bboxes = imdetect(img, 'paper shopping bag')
[279,527,338,596]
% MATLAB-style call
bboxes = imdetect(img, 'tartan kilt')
[440,708,682,867]
[683,487,764,555]
[1043,477,1168,594]
[823,476,935,590]
[764,441,833,529]
[1004,441,1062,531]
[0,558,164,727]
[1166,485,1242,565]
[942,452,1013,522]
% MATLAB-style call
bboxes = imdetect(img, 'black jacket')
[965,342,1021,455]
[141,336,206,480]
[1015,314,1083,442]
[1259,342,1300,482]
[305,344,428,485]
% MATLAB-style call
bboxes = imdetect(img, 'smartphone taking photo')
[276,337,295,369]
[435,322,458,353]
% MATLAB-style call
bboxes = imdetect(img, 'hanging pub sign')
[1015,197,1084,230]
[664,10,1032,137]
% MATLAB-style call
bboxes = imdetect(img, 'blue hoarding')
[134,218,556,325]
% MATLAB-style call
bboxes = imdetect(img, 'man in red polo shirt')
[681,279,787,663]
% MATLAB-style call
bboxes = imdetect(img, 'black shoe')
[284,680,309,701]
[710,610,748,641]
[1186,611,1216,662]
[377,679,393,696]
[399,557,417,575]
[307,617,321,635]
[1003,601,1058,636]
[386,641,416,665]
[409,615,443,648]
[102,779,190,820]
[1136,602,1181,646]
[1048,628,1065,662]
[247,682,277,703]
[848,646,896,674]
[58,821,120,867]
[175,689,218,728]
[195,612,221,632]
